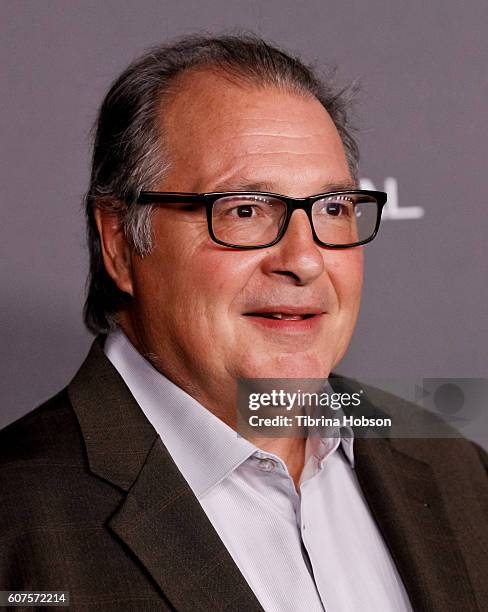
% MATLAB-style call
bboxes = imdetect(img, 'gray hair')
[84,34,360,334]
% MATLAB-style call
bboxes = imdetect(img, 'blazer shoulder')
[332,372,488,477]
[0,389,85,469]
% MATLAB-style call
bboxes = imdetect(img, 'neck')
[117,317,308,488]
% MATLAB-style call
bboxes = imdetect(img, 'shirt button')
[258,458,276,472]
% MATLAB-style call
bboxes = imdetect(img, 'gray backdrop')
[2,1,487,446]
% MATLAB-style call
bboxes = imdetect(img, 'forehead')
[157,68,351,193]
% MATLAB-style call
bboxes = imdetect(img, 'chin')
[239,351,332,381]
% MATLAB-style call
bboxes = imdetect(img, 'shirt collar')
[104,330,354,498]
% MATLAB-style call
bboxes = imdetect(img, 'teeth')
[248,312,316,320]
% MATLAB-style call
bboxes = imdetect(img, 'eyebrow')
[210,179,358,194]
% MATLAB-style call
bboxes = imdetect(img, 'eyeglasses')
[137,189,387,249]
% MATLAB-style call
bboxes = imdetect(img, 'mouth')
[242,308,325,332]
[244,312,317,321]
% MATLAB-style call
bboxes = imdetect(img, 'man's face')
[126,70,363,404]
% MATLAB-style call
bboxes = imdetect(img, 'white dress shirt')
[105,330,412,612]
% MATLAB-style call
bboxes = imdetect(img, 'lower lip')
[243,314,324,333]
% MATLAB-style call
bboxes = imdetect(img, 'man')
[1,35,487,611]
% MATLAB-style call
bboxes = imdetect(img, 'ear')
[94,206,134,296]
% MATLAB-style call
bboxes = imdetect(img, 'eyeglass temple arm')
[137,192,204,204]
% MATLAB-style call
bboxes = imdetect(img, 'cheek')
[325,249,364,309]
[138,231,257,327]
[192,249,258,315]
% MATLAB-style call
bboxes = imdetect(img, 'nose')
[260,209,325,285]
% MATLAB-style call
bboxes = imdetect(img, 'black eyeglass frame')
[137,189,388,249]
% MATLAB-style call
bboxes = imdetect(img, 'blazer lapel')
[68,338,263,612]
[354,437,477,611]
[330,374,477,610]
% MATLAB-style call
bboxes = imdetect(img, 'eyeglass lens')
[211,193,379,246]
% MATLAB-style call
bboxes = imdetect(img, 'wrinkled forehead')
[156,68,351,193]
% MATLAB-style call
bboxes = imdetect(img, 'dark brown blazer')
[1,338,487,611]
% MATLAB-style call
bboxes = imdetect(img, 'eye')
[314,196,354,218]
[321,202,351,217]
[215,195,280,219]
[326,202,348,216]
[227,204,263,218]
